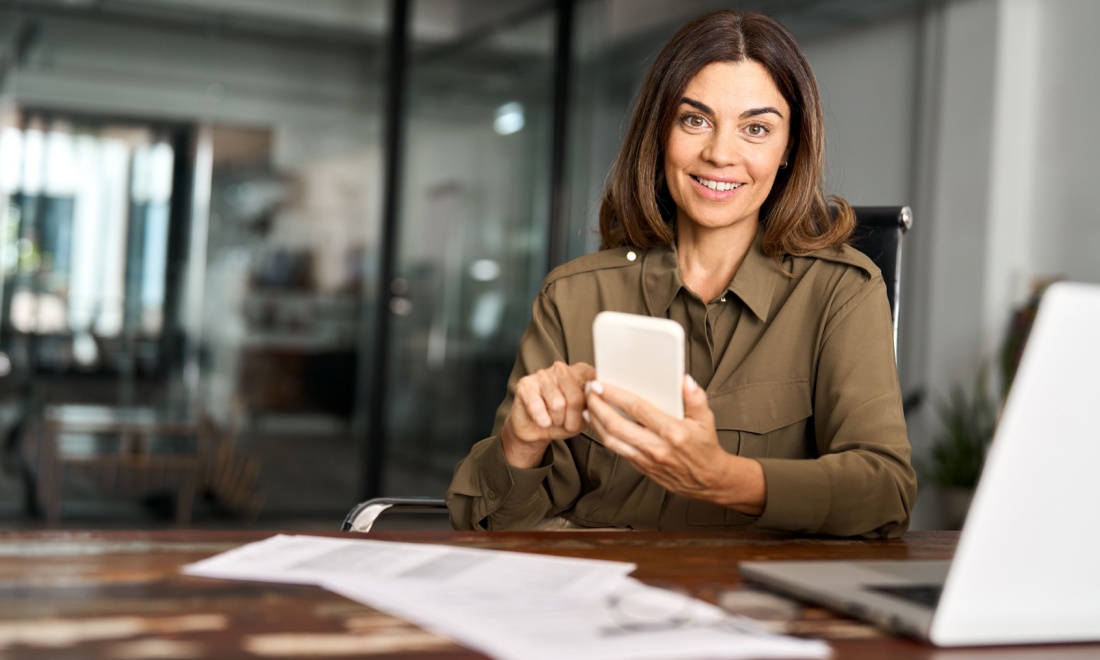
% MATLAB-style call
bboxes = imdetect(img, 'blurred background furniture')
[29,404,205,524]
[23,403,264,525]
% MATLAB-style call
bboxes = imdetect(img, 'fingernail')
[582,410,590,424]
[686,375,698,392]
[586,380,604,395]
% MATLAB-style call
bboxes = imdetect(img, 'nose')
[700,126,740,167]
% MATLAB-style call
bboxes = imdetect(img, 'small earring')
[780,161,789,169]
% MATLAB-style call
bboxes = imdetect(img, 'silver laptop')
[740,281,1100,646]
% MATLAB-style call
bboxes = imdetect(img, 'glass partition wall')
[0,0,391,521]
[0,114,176,383]
[0,0,562,522]
[378,0,556,496]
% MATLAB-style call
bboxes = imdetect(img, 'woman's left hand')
[584,376,766,515]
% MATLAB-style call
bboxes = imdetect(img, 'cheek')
[663,129,701,170]
[748,147,787,181]
[663,140,687,174]
[662,151,688,201]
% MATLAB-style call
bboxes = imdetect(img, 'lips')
[691,175,742,192]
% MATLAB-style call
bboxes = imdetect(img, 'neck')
[676,220,758,302]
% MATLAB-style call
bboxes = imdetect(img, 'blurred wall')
[1028,0,1100,284]
[799,0,1100,527]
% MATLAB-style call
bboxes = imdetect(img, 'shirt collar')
[728,230,779,321]
[642,230,778,321]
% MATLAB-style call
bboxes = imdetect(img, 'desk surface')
[0,529,1094,659]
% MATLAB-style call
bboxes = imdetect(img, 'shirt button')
[486,489,497,500]
[626,251,637,262]
[720,296,727,302]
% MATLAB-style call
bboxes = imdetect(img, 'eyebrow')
[680,97,784,120]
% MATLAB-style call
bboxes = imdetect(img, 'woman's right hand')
[501,361,596,468]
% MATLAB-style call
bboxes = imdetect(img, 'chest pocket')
[710,378,812,454]
[687,378,813,526]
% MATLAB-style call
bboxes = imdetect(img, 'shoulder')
[794,243,880,281]
[542,246,647,289]
[781,243,886,322]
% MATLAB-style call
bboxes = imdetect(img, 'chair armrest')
[342,496,447,532]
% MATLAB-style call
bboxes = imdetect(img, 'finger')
[541,362,592,430]
[586,389,663,458]
[559,373,589,434]
[603,434,645,461]
[515,379,553,429]
[558,362,595,433]
[570,361,596,383]
[537,368,573,428]
[595,380,670,435]
[585,398,645,461]
[542,391,567,429]
[682,374,714,426]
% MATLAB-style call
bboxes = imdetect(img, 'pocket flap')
[709,379,811,434]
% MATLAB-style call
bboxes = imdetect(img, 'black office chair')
[343,205,914,532]
[846,205,913,348]
[342,496,451,532]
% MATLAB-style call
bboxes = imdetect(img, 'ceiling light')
[493,102,525,136]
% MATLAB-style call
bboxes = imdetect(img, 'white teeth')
[694,176,740,192]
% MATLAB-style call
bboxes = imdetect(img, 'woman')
[447,10,916,537]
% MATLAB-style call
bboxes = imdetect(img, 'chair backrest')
[847,205,912,348]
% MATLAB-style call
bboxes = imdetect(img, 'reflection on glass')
[205,124,374,424]
[0,0,391,521]
[493,102,526,136]
[0,115,170,349]
[382,2,557,496]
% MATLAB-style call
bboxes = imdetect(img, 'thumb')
[682,374,712,421]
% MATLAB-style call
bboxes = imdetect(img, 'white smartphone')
[592,311,685,420]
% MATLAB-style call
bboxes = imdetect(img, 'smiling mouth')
[692,175,742,192]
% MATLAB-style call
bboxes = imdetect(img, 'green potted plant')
[923,280,1053,529]
[924,367,998,529]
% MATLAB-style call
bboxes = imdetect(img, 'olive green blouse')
[447,234,917,538]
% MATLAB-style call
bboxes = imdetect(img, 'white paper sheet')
[183,535,830,660]
[324,576,830,660]
[182,534,635,598]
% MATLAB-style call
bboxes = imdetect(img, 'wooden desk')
[0,530,1095,659]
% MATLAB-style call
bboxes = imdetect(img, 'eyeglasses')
[602,582,771,637]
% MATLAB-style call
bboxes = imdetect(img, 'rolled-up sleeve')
[447,289,583,530]
[447,435,555,530]
[752,274,916,538]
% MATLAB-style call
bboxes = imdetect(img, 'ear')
[781,128,798,169]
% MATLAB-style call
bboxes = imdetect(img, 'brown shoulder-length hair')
[598,10,854,255]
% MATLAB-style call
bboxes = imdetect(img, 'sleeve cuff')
[477,437,552,509]
[753,458,831,533]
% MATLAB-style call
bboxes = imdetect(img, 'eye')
[679,113,710,130]
[745,123,770,138]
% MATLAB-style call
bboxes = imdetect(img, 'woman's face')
[663,60,791,236]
